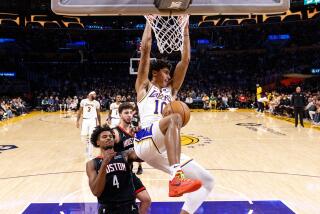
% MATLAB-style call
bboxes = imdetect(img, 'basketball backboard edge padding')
[51,0,290,16]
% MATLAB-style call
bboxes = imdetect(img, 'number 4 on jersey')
[113,175,119,189]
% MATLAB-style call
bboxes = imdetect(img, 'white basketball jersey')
[110,102,121,119]
[80,98,100,119]
[138,84,173,128]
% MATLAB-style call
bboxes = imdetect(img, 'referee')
[291,87,306,127]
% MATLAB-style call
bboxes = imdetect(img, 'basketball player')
[134,22,214,214]
[256,84,263,112]
[113,102,151,214]
[107,95,122,128]
[132,103,144,175]
[77,91,101,158]
[86,125,140,214]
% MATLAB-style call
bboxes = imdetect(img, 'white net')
[144,14,189,54]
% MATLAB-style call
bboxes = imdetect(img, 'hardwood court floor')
[0,110,319,214]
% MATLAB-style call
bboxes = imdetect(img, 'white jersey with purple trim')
[137,84,173,128]
[80,98,100,119]
[110,102,121,120]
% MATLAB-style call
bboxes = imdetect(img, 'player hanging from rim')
[134,22,214,214]
[112,102,151,214]
[77,91,101,158]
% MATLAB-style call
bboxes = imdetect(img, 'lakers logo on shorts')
[180,135,199,146]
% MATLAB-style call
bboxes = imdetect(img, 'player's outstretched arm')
[135,22,152,101]
[171,23,190,94]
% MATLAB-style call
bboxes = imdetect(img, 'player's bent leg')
[136,190,151,214]
[158,113,183,179]
[181,160,214,214]
[158,113,182,134]
[132,173,151,214]
[134,125,203,198]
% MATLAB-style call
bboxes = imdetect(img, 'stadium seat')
[68,23,84,29]
[222,19,239,26]
[44,22,60,29]
[264,16,281,23]
[62,17,79,23]
[283,14,301,22]
[0,19,19,28]
[203,15,220,21]
[33,16,54,22]
[240,19,257,25]
[26,22,43,29]
[198,21,215,27]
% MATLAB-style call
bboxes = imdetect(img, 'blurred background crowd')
[0,0,319,125]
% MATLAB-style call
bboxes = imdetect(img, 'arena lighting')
[311,68,320,74]
[0,38,16,43]
[197,39,210,44]
[0,72,16,77]
[268,34,290,41]
[304,0,320,5]
[135,24,145,29]
[85,25,104,29]
[66,40,87,48]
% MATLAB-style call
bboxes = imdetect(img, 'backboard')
[130,58,156,75]
[52,0,290,16]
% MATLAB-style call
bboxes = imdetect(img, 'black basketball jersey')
[94,153,135,204]
[113,126,134,152]
[131,112,140,128]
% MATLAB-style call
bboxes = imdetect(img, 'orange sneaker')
[169,170,202,197]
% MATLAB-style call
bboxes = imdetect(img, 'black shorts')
[132,173,146,195]
[98,201,139,214]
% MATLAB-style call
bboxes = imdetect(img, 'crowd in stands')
[0,97,28,121]
[267,90,320,125]
[1,83,320,126]
[180,88,255,109]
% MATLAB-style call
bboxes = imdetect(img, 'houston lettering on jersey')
[106,162,127,173]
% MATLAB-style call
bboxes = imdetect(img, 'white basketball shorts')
[134,120,192,173]
[81,118,97,136]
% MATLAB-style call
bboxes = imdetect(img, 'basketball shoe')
[169,170,202,197]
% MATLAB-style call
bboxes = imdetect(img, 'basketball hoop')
[145,14,189,54]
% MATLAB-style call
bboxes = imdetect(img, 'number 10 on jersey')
[154,100,167,115]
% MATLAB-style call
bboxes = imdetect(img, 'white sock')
[169,164,181,180]
[180,160,214,213]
